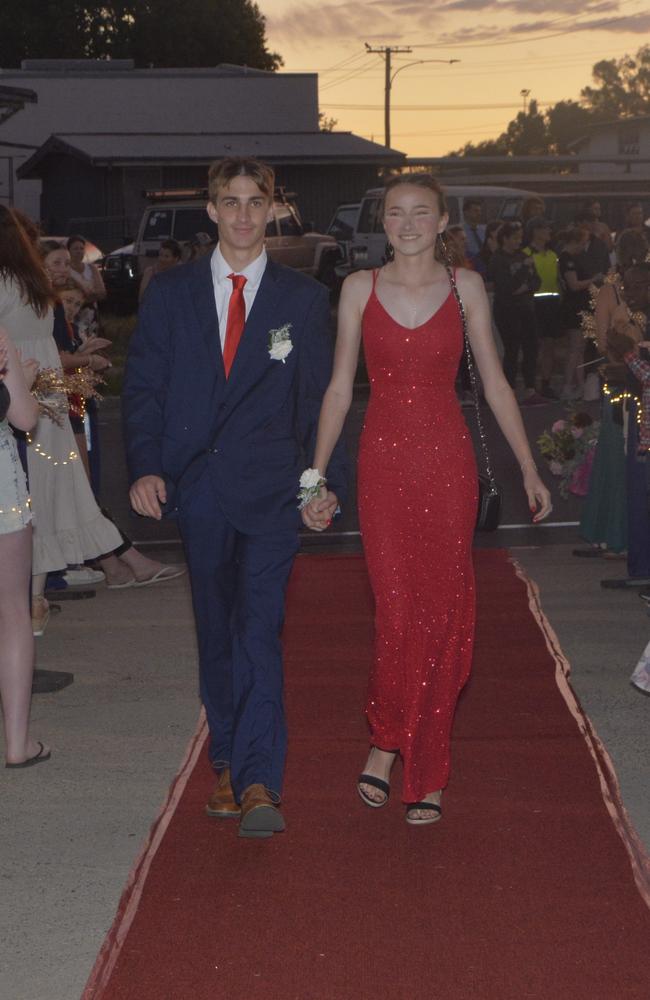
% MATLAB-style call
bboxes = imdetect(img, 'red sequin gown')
[357,269,478,802]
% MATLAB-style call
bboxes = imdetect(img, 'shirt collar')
[212,243,268,289]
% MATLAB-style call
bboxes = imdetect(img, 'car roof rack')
[144,186,298,203]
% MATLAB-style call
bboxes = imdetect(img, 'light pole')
[365,43,459,147]
[520,89,531,114]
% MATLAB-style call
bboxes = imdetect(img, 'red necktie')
[222,273,247,377]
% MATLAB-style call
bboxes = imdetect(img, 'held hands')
[129,475,167,520]
[301,486,339,531]
[523,466,553,523]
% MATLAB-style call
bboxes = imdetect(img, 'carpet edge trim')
[511,557,650,910]
[80,711,209,999]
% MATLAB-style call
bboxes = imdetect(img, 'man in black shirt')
[573,211,610,281]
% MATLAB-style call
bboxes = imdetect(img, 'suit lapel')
[222,259,283,412]
[188,255,226,380]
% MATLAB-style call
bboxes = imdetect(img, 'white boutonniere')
[268,323,293,363]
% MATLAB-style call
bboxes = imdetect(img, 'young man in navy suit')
[123,158,347,838]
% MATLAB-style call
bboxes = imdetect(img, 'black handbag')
[444,264,502,532]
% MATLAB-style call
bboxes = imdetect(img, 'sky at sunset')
[262,0,650,157]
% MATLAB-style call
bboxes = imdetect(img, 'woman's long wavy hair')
[0,205,52,317]
[382,172,466,268]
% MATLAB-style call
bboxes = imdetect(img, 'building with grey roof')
[0,60,404,245]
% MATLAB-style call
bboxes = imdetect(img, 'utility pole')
[365,43,459,148]
[520,89,531,114]
[365,43,412,148]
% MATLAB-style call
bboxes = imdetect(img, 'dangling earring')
[384,240,394,263]
[437,231,451,265]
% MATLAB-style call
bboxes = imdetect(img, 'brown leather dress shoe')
[238,783,285,839]
[205,767,240,819]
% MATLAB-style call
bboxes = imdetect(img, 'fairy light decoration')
[579,268,646,426]
[30,367,103,427]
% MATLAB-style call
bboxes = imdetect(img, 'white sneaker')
[63,567,106,586]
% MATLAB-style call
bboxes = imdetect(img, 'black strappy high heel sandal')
[405,798,442,826]
[357,747,399,808]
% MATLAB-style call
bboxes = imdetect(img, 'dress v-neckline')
[372,286,453,331]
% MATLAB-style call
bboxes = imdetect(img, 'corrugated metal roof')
[17,131,405,177]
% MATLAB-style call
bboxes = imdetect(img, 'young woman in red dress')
[302,175,551,825]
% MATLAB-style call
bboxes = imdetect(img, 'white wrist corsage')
[297,468,326,510]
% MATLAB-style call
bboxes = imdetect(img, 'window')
[143,210,173,240]
[358,197,383,235]
[618,126,640,155]
[275,205,303,236]
[173,209,217,243]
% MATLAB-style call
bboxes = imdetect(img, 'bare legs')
[0,525,48,764]
[98,546,182,586]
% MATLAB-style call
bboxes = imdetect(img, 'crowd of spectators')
[0,206,186,767]
[458,194,650,693]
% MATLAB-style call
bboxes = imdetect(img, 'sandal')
[133,565,186,587]
[6,741,51,769]
[406,800,442,826]
[357,746,399,808]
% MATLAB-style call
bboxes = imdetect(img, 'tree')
[447,45,650,157]
[0,0,282,71]
[544,101,596,154]
[581,46,650,118]
[502,99,547,156]
[319,112,338,132]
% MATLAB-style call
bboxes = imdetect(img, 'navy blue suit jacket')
[122,254,347,533]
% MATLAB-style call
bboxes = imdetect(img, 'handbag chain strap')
[444,263,495,484]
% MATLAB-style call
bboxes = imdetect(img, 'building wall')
[578,122,650,176]
[0,64,319,216]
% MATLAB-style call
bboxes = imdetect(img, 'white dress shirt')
[210,244,268,350]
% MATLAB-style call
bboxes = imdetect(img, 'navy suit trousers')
[178,464,299,799]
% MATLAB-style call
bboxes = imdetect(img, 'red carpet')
[84,551,650,1000]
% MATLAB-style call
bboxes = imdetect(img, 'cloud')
[266,0,646,47]
[435,11,650,44]
[437,0,616,12]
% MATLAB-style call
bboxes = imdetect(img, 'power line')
[320,101,556,111]
[319,57,378,93]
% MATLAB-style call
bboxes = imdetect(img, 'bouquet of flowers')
[537,410,599,498]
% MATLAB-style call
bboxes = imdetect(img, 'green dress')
[579,395,627,553]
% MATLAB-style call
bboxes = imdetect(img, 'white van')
[348,184,540,270]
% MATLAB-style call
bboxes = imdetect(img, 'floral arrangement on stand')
[537,410,600,499]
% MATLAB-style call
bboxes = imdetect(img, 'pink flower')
[570,426,584,439]
[551,420,567,434]
[550,460,563,475]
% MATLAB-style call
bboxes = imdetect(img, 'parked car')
[326,203,360,290]
[346,185,540,271]
[100,243,139,311]
[101,188,341,309]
